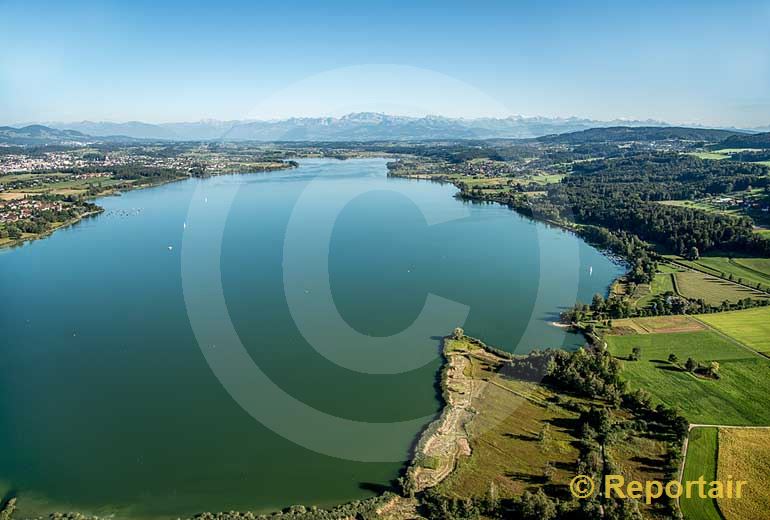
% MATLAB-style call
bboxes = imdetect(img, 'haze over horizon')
[2,0,770,128]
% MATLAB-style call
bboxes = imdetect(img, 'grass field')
[0,172,69,183]
[717,428,770,520]
[527,173,566,185]
[606,331,770,425]
[674,270,767,305]
[632,264,681,308]
[687,256,770,290]
[660,199,744,217]
[698,307,770,354]
[17,177,127,195]
[688,151,730,160]
[689,148,766,160]
[435,376,580,499]
[436,339,669,506]
[650,268,676,294]
[681,427,722,520]
[732,257,770,280]
[711,148,765,154]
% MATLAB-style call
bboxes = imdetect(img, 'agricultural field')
[716,428,770,520]
[611,315,706,335]
[698,307,770,354]
[673,270,767,305]
[681,427,721,520]
[606,330,770,425]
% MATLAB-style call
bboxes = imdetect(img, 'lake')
[0,158,623,518]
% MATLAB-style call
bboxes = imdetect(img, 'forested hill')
[712,131,770,150]
[536,126,743,145]
[0,125,90,145]
[493,153,770,282]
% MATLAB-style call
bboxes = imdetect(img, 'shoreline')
[2,158,615,519]
[0,163,296,251]
[405,332,514,494]
[388,168,627,333]
[0,209,104,250]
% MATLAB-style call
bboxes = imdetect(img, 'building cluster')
[0,150,210,176]
[0,153,94,174]
[0,198,65,223]
[713,196,770,213]
[455,160,518,177]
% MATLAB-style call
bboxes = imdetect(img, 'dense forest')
[475,154,770,260]
[536,126,740,145]
[711,131,770,150]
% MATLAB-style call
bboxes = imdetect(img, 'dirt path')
[689,424,770,430]
[409,350,478,492]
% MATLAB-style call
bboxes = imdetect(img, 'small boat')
[168,245,173,251]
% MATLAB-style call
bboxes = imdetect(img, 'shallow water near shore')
[0,158,623,518]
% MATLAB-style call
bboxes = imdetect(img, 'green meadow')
[688,256,770,290]
[698,307,770,354]
[606,331,770,425]
[681,427,722,520]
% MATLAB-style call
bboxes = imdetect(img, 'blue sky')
[1,0,769,127]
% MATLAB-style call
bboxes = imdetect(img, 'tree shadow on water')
[359,481,396,494]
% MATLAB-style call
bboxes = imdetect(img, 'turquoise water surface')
[0,158,623,518]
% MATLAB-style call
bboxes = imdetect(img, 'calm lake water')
[0,159,623,518]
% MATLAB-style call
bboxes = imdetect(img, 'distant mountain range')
[36,113,684,142]
[1,113,765,146]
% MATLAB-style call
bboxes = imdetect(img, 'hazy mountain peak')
[9,113,754,143]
